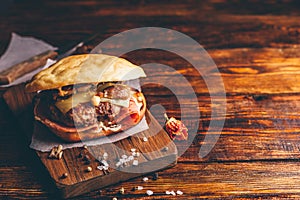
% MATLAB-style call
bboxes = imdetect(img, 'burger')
[25,54,147,142]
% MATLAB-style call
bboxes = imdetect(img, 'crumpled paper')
[0,33,149,152]
[0,32,57,87]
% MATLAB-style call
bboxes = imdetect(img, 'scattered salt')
[176,190,183,195]
[146,190,153,196]
[137,186,143,190]
[132,160,139,166]
[142,177,149,182]
[128,155,134,161]
[170,190,176,196]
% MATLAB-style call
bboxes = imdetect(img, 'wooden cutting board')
[3,83,177,198]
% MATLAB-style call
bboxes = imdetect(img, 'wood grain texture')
[3,84,177,198]
[2,0,300,199]
[3,162,300,199]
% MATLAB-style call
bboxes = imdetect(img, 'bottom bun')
[34,92,146,142]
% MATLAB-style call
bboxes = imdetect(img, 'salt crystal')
[132,160,139,166]
[128,155,134,161]
[115,161,122,167]
[146,190,153,196]
[103,166,109,170]
[137,186,143,190]
[143,137,148,142]
[142,177,149,182]
[166,191,171,195]
[176,190,183,195]
[170,190,176,196]
[132,151,140,157]
[97,166,104,170]
[121,155,128,159]
[101,160,109,166]
[130,148,136,152]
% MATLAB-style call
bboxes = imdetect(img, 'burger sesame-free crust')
[25,54,146,92]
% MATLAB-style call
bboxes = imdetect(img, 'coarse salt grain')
[115,161,122,167]
[142,177,149,182]
[128,155,134,161]
[137,186,143,190]
[97,166,104,170]
[132,160,139,166]
[143,137,148,142]
[121,155,128,159]
[176,190,183,195]
[170,190,176,196]
[101,160,109,166]
[146,190,153,196]
[130,148,136,152]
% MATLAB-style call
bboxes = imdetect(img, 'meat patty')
[66,102,98,127]
[46,83,131,128]
[50,101,121,128]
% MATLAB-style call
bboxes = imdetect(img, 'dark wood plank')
[3,84,177,198]
[2,0,300,199]
[3,161,300,199]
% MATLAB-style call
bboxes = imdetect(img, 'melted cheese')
[55,92,93,114]
[55,92,130,114]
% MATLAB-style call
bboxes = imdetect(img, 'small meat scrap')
[164,113,188,141]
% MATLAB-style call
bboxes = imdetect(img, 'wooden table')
[2,0,300,199]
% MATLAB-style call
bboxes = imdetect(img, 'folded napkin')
[0,33,149,152]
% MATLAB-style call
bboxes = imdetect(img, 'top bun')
[25,54,146,92]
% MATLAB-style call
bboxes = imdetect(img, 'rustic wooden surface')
[1,0,300,199]
[3,84,177,199]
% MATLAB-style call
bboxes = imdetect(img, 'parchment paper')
[0,33,57,87]
[29,77,149,152]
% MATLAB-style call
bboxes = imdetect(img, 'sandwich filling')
[38,82,143,131]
